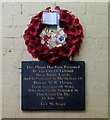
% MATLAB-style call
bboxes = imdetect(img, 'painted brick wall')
[0,2,2,119]
[2,2,108,118]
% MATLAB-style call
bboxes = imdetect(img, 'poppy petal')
[55,6,60,10]
[45,7,51,11]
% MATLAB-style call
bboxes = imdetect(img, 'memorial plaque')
[22,61,85,110]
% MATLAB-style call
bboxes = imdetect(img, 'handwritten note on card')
[42,10,59,25]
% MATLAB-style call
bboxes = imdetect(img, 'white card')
[42,10,59,25]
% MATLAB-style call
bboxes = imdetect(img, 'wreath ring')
[23,6,84,63]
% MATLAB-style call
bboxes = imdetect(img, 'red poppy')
[65,35,81,43]
[74,44,81,52]
[80,31,84,38]
[26,24,38,36]
[36,12,42,19]
[23,28,32,41]
[39,23,47,30]
[55,6,60,10]
[27,23,33,27]
[25,40,30,46]
[24,34,39,46]
[46,53,56,63]
[32,41,42,50]
[61,9,69,13]
[63,48,73,57]
[66,41,75,51]
[74,39,82,52]
[60,10,74,23]
[31,50,39,58]
[52,47,63,55]
[67,18,75,28]
[64,27,79,36]
[39,45,50,54]
[75,23,83,35]
[43,35,50,42]
[25,39,34,46]
[60,12,70,22]
[76,23,82,30]
[45,7,51,11]
[59,20,67,28]
[23,34,31,42]
[25,35,41,44]
[63,26,70,34]
[27,45,35,53]
[38,54,45,61]
[30,25,40,36]
[74,18,79,25]
[30,17,41,26]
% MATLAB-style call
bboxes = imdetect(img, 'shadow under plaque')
[21,61,85,110]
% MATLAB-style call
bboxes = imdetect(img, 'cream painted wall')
[2,2,108,118]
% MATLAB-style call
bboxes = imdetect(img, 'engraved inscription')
[22,61,85,110]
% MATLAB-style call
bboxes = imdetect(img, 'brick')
[2,2,21,16]
[15,111,32,118]
[2,26,24,38]
[31,112,48,118]
[2,72,16,85]
[2,109,16,118]
[86,3,97,15]
[14,38,26,50]
[86,25,108,38]
[0,3,2,39]
[79,108,108,118]
[2,38,15,50]
[90,60,108,96]
[2,38,25,51]
[74,37,97,69]
[0,15,2,38]
[28,14,35,23]
[2,83,20,99]
[2,49,22,74]
[77,15,94,25]
[88,95,108,108]
[22,2,54,15]
[2,58,21,83]
[95,2,108,15]
[96,37,108,50]
[12,14,29,26]
[21,49,33,61]
[2,15,13,26]
[94,15,108,25]
[87,2,108,15]
[48,112,65,118]
[2,99,19,110]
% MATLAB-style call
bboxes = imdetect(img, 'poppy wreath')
[23,6,84,63]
